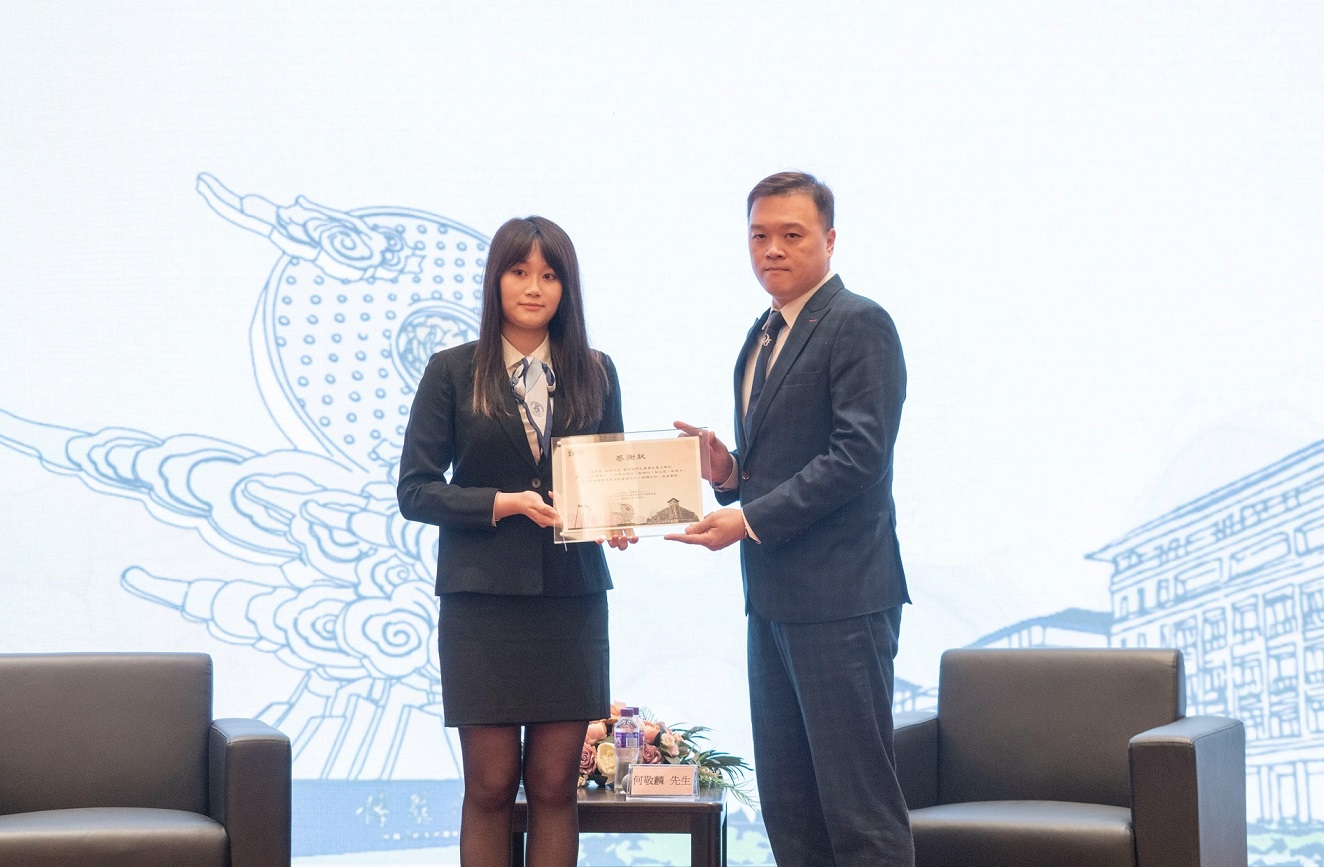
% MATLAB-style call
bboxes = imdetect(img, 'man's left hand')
[664,508,747,551]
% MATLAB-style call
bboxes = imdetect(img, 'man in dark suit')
[668,172,914,866]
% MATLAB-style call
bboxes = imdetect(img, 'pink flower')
[585,720,608,743]
[580,742,597,776]
[640,744,663,764]
[643,720,661,745]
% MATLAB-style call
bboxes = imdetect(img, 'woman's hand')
[603,529,638,551]
[494,491,560,528]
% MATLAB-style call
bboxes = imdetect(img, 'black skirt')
[438,591,610,727]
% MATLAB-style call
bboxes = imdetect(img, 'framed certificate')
[550,430,707,543]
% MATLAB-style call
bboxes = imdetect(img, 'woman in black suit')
[398,216,631,866]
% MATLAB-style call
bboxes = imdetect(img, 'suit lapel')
[745,276,842,443]
[497,384,541,470]
[734,314,765,452]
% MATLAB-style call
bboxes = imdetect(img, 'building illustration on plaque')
[646,497,700,525]
[0,176,492,853]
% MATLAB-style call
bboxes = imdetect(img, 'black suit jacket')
[397,341,624,596]
[716,275,910,623]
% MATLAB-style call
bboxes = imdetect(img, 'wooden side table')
[510,785,727,867]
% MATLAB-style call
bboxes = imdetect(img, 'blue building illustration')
[915,440,1324,845]
[966,607,1112,650]
[1089,440,1324,828]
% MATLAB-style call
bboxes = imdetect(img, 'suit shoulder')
[829,284,899,332]
[414,342,479,399]
[437,340,479,362]
[425,340,479,373]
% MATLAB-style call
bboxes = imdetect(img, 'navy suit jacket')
[716,275,909,623]
[397,341,624,596]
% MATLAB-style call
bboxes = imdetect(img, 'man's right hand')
[674,421,734,485]
[664,508,747,550]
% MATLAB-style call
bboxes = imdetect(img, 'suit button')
[741,470,750,481]
[532,478,542,488]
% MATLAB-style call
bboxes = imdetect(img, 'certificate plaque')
[550,430,706,543]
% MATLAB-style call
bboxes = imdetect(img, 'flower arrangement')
[579,701,754,806]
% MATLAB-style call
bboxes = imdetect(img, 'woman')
[397,216,631,865]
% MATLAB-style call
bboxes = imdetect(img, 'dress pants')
[748,606,915,867]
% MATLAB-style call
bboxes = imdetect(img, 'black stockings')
[458,720,588,866]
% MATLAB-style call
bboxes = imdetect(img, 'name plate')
[627,763,699,799]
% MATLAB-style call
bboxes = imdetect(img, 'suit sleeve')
[396,353,501,530]
[741,303,905,549]
[714,465,742,506]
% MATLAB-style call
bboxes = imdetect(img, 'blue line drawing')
[0,177,491,803]
[966,607,1112,651]
[1089,440,1324,832]
[901,441,1324,861]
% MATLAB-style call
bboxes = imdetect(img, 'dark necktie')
[744,310,786,437]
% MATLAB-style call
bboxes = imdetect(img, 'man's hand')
[673,421,734,484]
[664,508,747,551]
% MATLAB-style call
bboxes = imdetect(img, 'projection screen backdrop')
[3,2,1322,864]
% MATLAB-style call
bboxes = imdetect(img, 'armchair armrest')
[209,718,292,867]
[894,710,938,809]
[1129,715,1246,867]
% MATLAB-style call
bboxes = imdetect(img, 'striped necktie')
[511,357,555,460]
[744,310,786,437]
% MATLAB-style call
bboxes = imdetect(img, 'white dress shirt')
[502,335,553,460]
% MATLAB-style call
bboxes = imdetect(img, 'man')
[667,171,913,866]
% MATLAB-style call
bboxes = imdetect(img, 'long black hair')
[471,216,609,426]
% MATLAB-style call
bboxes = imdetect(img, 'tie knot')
[763,310,787,344]
[512,356,555,397]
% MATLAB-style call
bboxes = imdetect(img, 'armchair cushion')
[910,800,1134,867]
[936,648,1184,807]
[0,807,227,867]
[0,652,212,815]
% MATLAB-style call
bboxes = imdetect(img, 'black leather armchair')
[895,648,1247,867]
[0,652,291,867]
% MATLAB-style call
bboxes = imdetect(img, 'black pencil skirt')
[438,590,610,727]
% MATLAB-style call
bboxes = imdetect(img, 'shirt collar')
[770,270,834,329]
[502,335,552,372]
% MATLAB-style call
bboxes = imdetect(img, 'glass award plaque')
[550,430,707,543]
